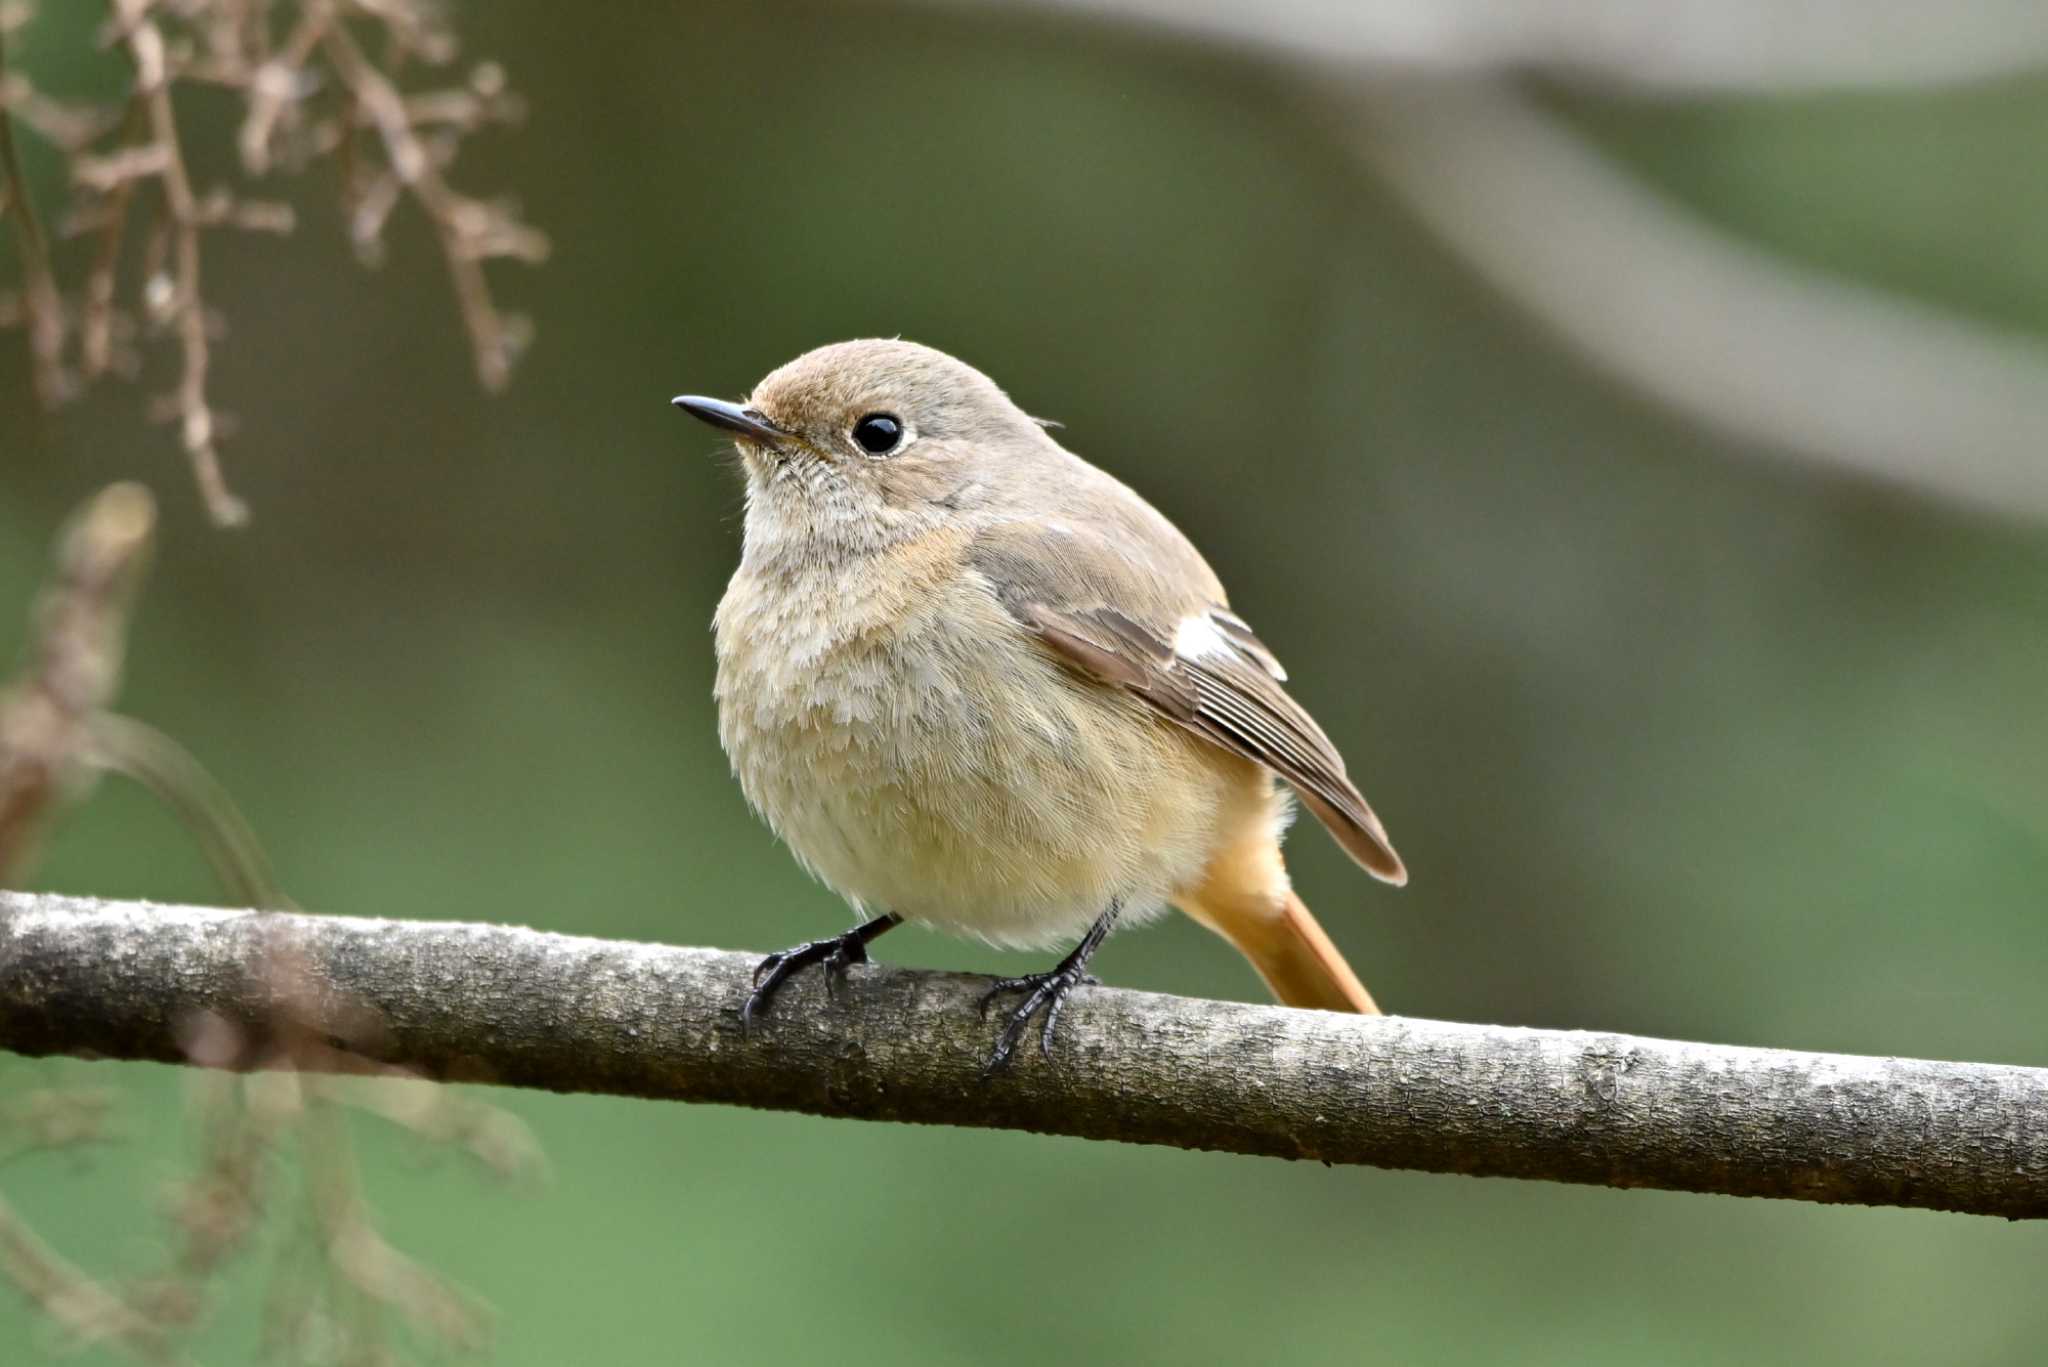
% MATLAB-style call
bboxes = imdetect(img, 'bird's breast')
[711,547,1237,946]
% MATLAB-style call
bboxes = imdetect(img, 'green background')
[6,5,2047,1363]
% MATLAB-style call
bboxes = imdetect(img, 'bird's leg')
[741,912,903,1031]
[979,902,1120,1072]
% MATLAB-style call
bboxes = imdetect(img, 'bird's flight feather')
[970,514,1406,886]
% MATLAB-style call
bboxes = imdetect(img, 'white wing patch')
[1172,612,1232,662]
[1179,607,1290,681]
[1012,599,1404,883]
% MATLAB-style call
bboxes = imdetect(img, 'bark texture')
[3,892,2044,1218]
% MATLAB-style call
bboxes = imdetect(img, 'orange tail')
[1177,881,1380,1015]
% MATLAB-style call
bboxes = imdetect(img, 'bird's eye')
[851,413,904,456]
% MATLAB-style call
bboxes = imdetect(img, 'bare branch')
[0,484,156,880]
[77,99,144,382]
[1339,78,2048,521]
[0,20,72,406]
[0,488,546,1358]
[3,892,2045,1220]
[113,0,247,525]
[0,1194,180,1364]
[934,0,2048,93]
[2,0,543,524]
[911,5,2048,519]
[319,14,544,391]
[1335,77,2048,520]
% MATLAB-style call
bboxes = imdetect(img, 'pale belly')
[715,577,1259,948]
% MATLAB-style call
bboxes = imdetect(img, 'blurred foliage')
[4,3,2047,1364]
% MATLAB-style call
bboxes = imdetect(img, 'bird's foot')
[741,914,900,1031]
[978,965,1100,1073]
[976,903,1120,1074]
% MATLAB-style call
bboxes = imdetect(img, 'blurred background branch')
[0,482,155,880]
[936,0,2048,518]
[4,893,2044,1221]
[0,488,538,1363]
[947,0,2048,92]
[0,21,68,408]
[1339,78,2048,519]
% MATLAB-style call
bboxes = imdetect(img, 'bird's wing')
[971,518,1406,885]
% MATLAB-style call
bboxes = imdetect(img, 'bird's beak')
[671,395,788,444]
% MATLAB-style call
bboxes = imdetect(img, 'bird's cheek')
[872,460,954,508]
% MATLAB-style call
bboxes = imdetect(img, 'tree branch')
[1336,78,2048,521]
[933,0,2048,93]
[3,891,2044,1220]
[0,19,72,408]
[919,3,2048,521]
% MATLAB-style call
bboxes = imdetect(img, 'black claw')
[750,952,790,991]
[1038,985,1071,1058]
[822,938,867,1001]
[978,965,1092,1074]
[977,904,1120,1075]
[739,913,901,1032]
[977,979,1016,1021]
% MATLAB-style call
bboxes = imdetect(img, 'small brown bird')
[675,340,1405,1068]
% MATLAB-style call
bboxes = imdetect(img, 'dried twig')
[78,98,145,383]
[0,482,155,880]
[0,20,69,405]
[115,1,243,523]
[319,15,543,391]
[0,481,289,905]
[133,936,507,1359]
[0,488,539,1362]
[0,1194,180,1364]
[0,0,545,524]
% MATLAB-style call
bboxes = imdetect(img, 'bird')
[673,339,1405,1069]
